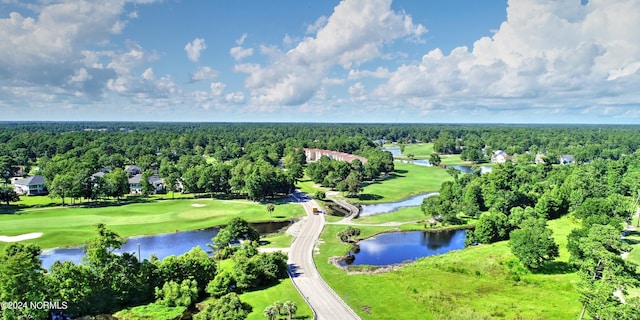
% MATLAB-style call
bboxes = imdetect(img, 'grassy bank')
[358,162,452,204]
[354,206,424,224]
[0,199,304,249]
[315,217,582,319]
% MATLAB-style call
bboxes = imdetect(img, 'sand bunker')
[191,203,206,207]
[0,232,43,242]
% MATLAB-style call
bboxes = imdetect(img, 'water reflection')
[340,229,466,266]
[359,193,437,216]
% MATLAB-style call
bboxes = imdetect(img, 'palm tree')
[263,305,278,320]
[283,301,297,320]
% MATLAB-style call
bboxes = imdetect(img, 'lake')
[358,192,438,216]
[340,229,466,267]
[40,221,291,269]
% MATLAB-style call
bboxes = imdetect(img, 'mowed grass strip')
[354,206,424,225]
[315,217,582,319]
[359,162,452,204]
[0,199,304,249]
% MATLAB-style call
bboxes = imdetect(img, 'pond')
[446,165,493,174]
[340,229,467,267]
[382,145,401,157]
[40,221,291,270]
[359,192,437,216]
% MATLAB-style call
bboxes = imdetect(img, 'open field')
[315,217,583,319]
[0,199,304,249]
[358,162,452,204]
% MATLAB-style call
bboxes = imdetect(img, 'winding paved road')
[288,191,361,320]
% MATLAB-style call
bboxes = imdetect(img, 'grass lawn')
[358,162,452,204]
[0,199,304,250]
[295,177,329,196]
[354,206,424,224]
[401,143,434,158]
[261,233,294,248]
[315,217,582,320]
[240,279,313,320]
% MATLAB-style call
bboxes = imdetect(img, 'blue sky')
[1,0,639,124]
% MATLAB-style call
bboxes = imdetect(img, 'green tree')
[0,184,19,205]
[314,190,326,200]
[0,155,17,183]
[0,243,49,320]
[429,153,441,167]
[263,305,278,320]
[344,171,362,197]
[155,279,199,307]
[47,261,94,317]
[48,172,74,205]
[570,224,640,320]
[195,293,252,320]
[206,271,236,298]
[141,169,155,196]
[473,211,510,244]
[282,300,297,320]
[104,168,130,200]
[509,218,559,269]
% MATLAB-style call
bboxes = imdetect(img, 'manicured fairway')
[358,162,452,204]
[315,217,582,319]
[0,199,304,249]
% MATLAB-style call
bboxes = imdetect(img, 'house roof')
[560,155,575,162]
[128,174,163,184]
[125,165,142,173]
[14,175,45,186]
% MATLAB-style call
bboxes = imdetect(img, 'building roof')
[128,174,163,184]
[13,175,45,186]
[125,165,142,174]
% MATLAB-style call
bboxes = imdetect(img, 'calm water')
[446,165,493,174]
[359,192,437,216]
[40,221,291,269]
[383,146,402,157]
[340,229,466,267]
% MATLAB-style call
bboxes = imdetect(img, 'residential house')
[128,174,165,194]
[124,165,142,176]
[559,155,575,165]
[491,150,512,164]
[12,175,47,196]
[534,153,546,164]
[303,148,367,164]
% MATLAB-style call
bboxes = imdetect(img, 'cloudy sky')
[1,0,639,123]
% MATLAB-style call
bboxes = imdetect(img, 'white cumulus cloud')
[190,66,218,82]
[374,0,640,118]
[235,0,426,106]
[184,38,206,62]
[230,46,254,61]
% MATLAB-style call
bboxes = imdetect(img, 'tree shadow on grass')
[358,194,383,201]
[533,261,575,275]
